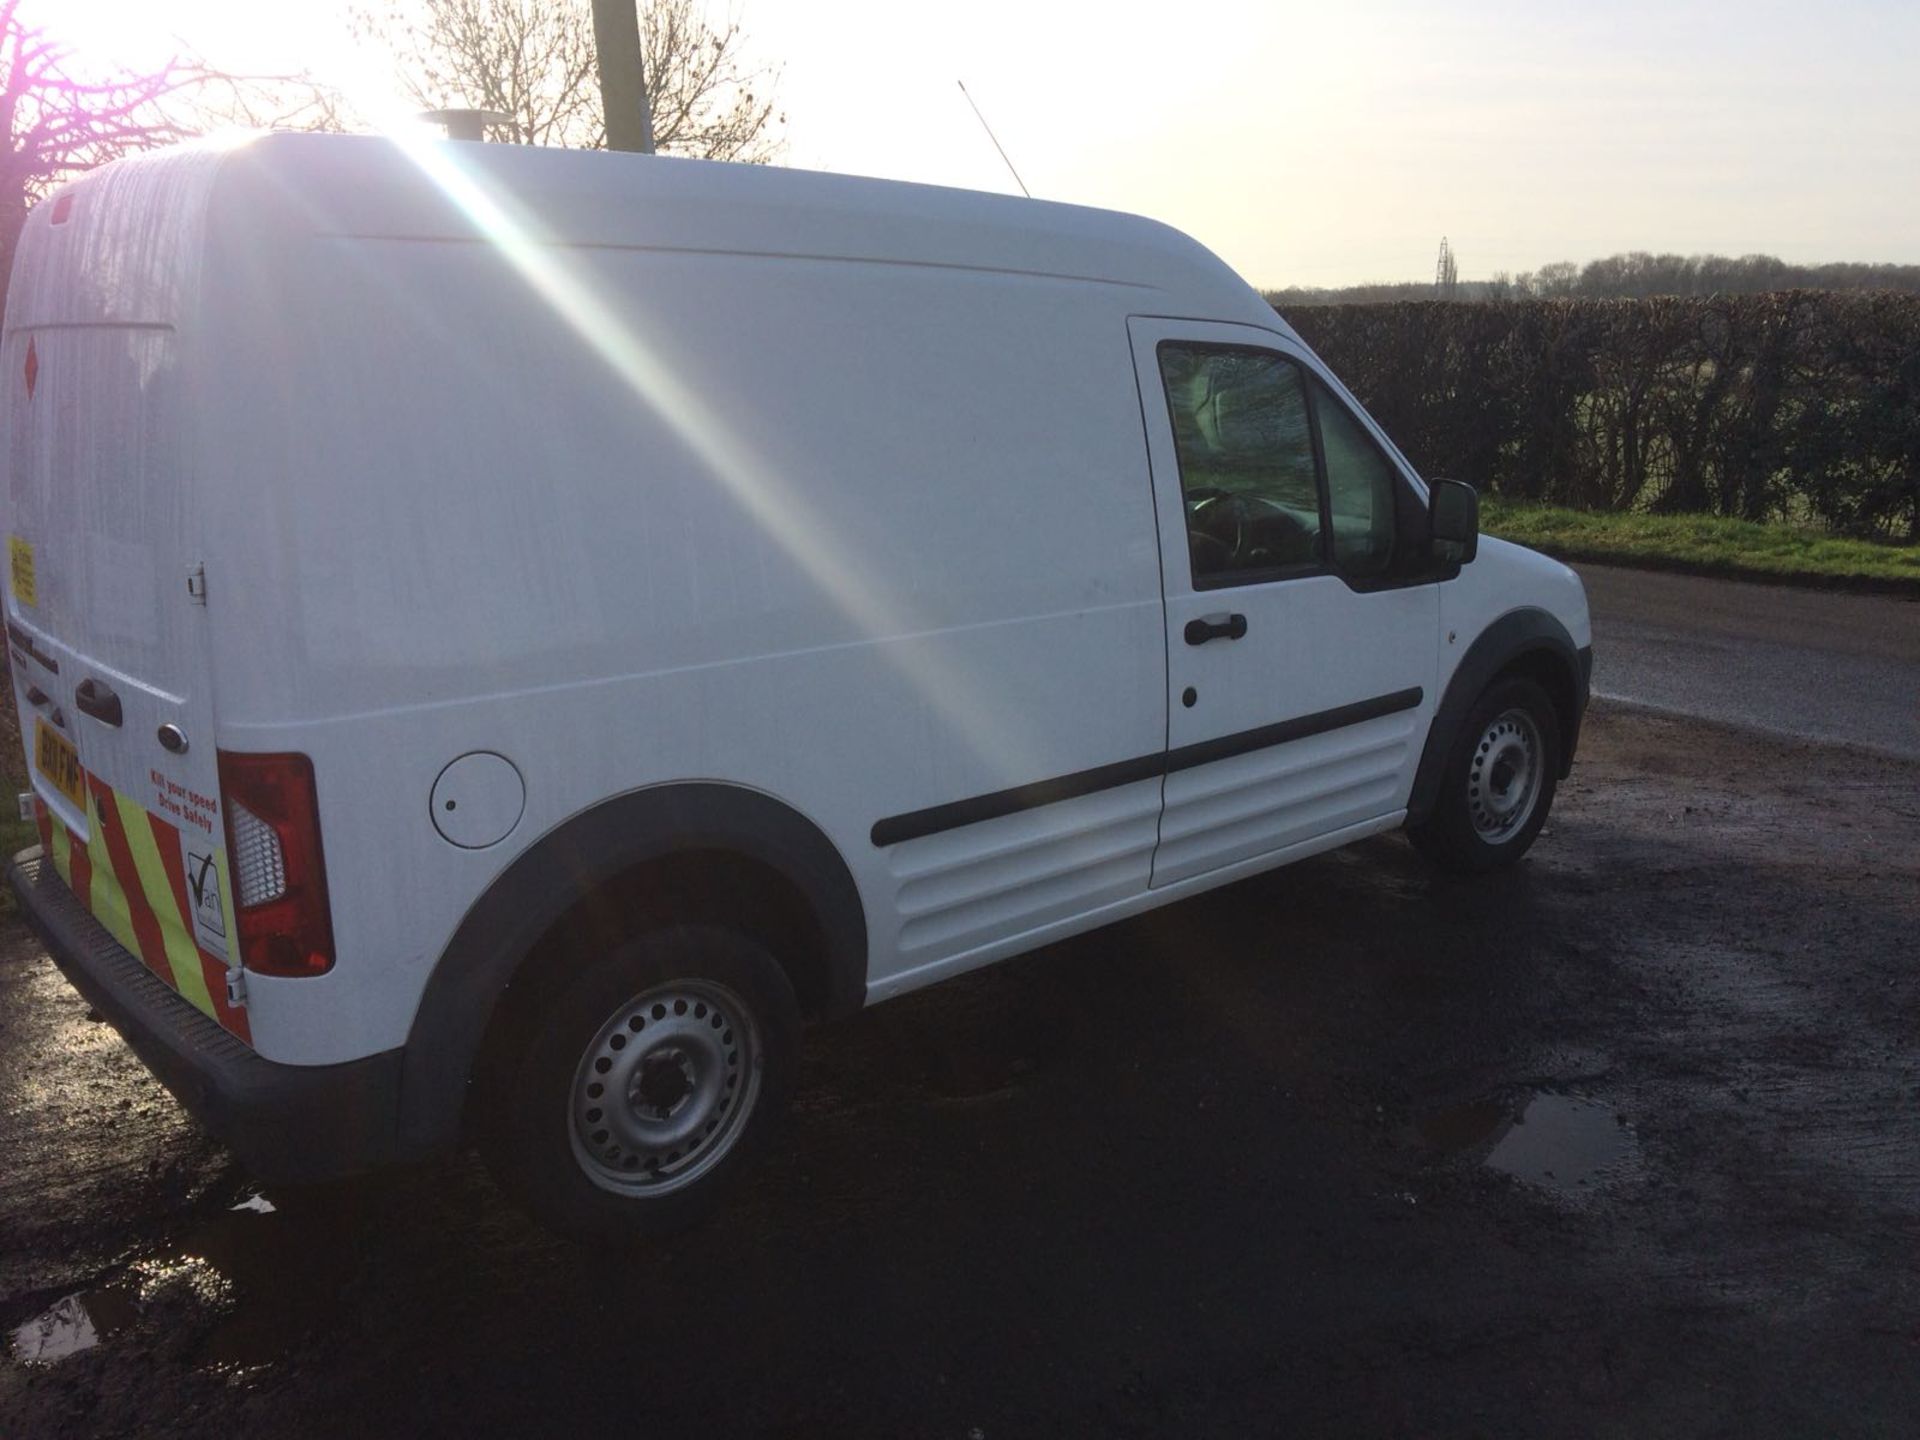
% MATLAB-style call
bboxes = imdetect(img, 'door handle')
[74,677,123,728]
[1184,613,1249,646]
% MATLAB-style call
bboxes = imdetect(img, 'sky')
[31,0,1920,288]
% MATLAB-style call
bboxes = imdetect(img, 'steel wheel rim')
[567,978,762,1196]
[1467,707,1544,844]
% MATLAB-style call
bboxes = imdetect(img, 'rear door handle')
[1184,613,1249,646]
[74,677,123,728]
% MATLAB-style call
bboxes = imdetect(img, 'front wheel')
[1409,676,1561,873]
[479,925,800,1244]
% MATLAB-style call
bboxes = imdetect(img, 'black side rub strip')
[870,753,1165,850]
[871,686,1424,847]
[1163,686,1424,776]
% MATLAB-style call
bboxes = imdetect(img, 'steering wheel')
[1185,487,1249,566]
[1247,506,1315,569]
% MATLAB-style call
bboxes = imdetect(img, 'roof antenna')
[956,80,1031,198]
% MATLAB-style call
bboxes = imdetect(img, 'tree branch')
[350,0,782,159]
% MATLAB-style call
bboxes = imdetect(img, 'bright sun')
[32,0,207,70]
[29,0,390,104]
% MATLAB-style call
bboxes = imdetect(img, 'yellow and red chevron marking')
[35,775,251,1044]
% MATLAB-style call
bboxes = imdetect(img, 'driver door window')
[1315,381,1399,578]
[1157,344,1324,588]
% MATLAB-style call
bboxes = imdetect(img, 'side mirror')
[1429,479,1479,566]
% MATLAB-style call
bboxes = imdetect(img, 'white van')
[5,134,1590,1241]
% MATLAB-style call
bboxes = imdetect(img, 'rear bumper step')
[7,848,404,1183]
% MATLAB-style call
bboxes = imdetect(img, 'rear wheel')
[480,924,799,1244]
[1409,676,1561,873]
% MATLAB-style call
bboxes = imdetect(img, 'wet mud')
[2,703,1917,1437]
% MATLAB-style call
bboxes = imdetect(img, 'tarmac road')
[1576,563,1920,758]
[3,703,1917,1439]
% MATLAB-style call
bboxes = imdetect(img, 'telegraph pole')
[592,0,655,153]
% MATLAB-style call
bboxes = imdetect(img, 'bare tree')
[1,0,194,246]
[1529,261,1581,298]
[0,2,340,280]
[178,71,347,138]
[352,0,782,160]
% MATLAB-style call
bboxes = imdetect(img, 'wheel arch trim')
[1408,607,1588,827]
[394,781,867,1157]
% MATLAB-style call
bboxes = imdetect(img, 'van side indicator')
[871,687,1424,847]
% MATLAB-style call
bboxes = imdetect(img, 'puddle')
[1485,1095,1635,1189]
[10,1189,345,1373]
[11,1287,137,1363]
[1418,1093,1637,1196]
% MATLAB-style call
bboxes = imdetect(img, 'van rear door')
[4,181,249,1041]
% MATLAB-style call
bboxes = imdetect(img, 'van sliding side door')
[1127,317,1439,887]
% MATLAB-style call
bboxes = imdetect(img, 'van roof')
[191,131,1279,319]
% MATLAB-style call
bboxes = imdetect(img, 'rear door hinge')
[225,968,248,1007]
[186,564,207,604]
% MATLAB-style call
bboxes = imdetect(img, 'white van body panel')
[1438,539,1593,695]
[868,810,1405,1004]
[46,135,1279,1063]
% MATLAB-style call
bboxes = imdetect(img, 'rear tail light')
[217,751,334,977]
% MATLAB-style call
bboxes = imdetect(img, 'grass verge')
[1481,500,1920,595]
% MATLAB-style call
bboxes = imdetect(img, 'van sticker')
[34,787,249,1042]
[184,842,228,956]
[9,536,36,608]
[149,767,218,835]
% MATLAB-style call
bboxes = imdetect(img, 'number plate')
[33,719,85,812]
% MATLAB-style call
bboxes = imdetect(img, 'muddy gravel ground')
[2,703,1916,1439]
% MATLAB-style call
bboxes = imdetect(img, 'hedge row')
[1280,293,1920,541]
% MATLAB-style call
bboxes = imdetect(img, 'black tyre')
[479,924,800,1244]
[1409,676,1561,874]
